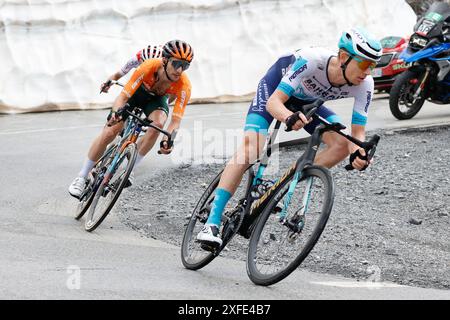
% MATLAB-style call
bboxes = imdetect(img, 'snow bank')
[0,0,416,113]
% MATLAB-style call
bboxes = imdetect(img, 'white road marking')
[312,281,404,289]
[0,112,245,135]
[0,125,102,135]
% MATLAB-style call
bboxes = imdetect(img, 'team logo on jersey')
[365,91,372,113]
[252,81,269,112]
[179,91,187,108]
[131,74,144,90]
[289,63,308,81]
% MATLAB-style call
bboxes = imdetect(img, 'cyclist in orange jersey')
[69,40,194,199]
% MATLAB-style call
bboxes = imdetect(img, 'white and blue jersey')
[245,47,375,135]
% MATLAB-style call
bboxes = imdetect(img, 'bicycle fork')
[278,172,314,234]
[102,131,138,186]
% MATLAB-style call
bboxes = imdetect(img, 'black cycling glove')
[348,149,369,171]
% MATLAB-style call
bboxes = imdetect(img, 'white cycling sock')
[78,159,96,178]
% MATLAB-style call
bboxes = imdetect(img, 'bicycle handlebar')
[157,130,178,154]
[121,108,176,154]
[284,98,380,171]
[344,134,380,171]
[102,81,176,152]
[100,80,124,94]
[285,99,325,132]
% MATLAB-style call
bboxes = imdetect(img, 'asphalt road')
[0,95,450,300]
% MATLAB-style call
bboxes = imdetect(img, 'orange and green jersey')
[122,58,192,119]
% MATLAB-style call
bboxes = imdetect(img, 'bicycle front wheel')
[85,143,137,232]
[74,144,118,221]
[247,165,334,286]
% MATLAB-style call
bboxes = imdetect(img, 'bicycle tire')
[74,190,95,221]
[84,143,137,232]
[247,165,334,286]
[74,144,118,220]
[181,166,253,270]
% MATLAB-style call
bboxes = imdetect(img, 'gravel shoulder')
[118,125,450,290]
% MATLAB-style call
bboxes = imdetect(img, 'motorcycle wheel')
[389,70,428,120]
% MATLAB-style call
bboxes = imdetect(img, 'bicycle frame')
[102,114,144,185]
[236,112,379,238]
[84,107,172,200]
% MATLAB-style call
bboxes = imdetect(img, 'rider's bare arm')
[267,90,309,130]
[350,124,366,153]
[102,55,141,93]
[165,117,181,138]
[349,124,371,169]
[108,71,123,82]
[159,79,191,152]
[112,93,129,112]
[168,80,191,134]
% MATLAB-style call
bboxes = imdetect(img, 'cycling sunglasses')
[171,59,190,71]
[350,55,377,71]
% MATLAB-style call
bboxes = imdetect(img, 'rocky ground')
[117,125,450,290]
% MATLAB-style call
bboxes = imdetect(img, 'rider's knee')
[102,126,121,143]
[244,147,261,165]
[331,140,350,160]
[148,121,165,134]
[153,120,165,128]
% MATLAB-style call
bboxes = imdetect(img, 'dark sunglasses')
[171,59,190,71]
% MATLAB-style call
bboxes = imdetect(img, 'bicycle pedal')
[288,232,299,243]
[200,242,220,253]
[200,243,217,253]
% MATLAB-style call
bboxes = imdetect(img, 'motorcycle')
[389,1,450,120]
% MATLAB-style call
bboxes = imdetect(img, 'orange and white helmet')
[162,40,194,63]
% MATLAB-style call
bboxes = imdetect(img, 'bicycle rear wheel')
[247,165,334,286]
[181,167,252,270]
[84,143,137,232]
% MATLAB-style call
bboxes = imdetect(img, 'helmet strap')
[163,59,175,82]
[341,56,354,86]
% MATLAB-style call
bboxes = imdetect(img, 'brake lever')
[158,130,178,154]
[100,80,113,94]
[168,130,178,148]
[100,80,124,94]
[345,134,380,171]
[366,135,380,161]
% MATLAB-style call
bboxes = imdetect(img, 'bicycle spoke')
[85,144,136,231]
[248,167,334,285]
[181,167,253,270]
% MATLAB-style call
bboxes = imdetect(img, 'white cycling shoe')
[196,224,223,247]
[68,176,87,199]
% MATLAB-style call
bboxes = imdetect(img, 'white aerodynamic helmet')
[140,44,163,60]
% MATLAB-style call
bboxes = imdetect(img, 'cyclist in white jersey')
[197,27,383,248]
[100,44,163,93]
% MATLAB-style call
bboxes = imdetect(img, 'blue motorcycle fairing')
[400,42,450,63]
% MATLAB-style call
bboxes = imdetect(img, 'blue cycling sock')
[206,188,232,227]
